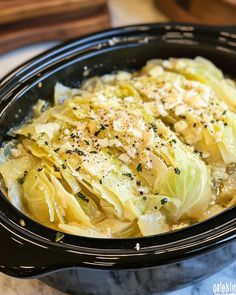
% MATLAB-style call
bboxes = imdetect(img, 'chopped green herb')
[99,179,102,184]
[27,133,33,139]
[77,192,89,203]
[70,133,80,139]
[174,167,181,175]
[100,124,106,130]
[137,163,142,172]
[17,177,25,185]
[123,173,133,178]
[90,151,98,154]
[136,180,141,186]
[75,149,85,156]
[171,139,177,144]
[65,150,73,154]
[44,141,49,145]
[222,110,227,115]
[55,232,65,242]
[143,196,147,201]
[37,167,43,172]
[62,164,66,169]
[161,198,168,205]
[54,147,60,152]
[84,140,90,145]
[150,122,157,133]
[75,167,81,172]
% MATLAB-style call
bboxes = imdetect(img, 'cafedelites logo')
[213,282,236,295]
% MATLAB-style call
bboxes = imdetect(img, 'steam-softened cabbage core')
[0,57,235,238]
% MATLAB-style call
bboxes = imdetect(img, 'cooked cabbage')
[0,57,235,238]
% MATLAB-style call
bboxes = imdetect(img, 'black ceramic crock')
[0,23,236,295]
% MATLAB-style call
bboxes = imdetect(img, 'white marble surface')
[0,0,235,294]
[0,262,235,295]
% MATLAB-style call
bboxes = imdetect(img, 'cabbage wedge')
[0,57,234,238]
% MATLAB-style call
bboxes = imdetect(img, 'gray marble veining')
[0,262,235,295]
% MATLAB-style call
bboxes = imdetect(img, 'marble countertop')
[0,0,235,294]
[0,263,235,295]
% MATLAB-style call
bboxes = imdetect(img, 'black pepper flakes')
[100,124,106,130]
[62,164,66,169]
[123,172,132,178]
[94,130,101,136]
[150,122,157,133]
[17,177,25,185]
[137,163,142,172]
[161,198,168,205]
[53,165,60,172]
[40,132,46,137]
[75,148,85,156]
[71,133,80,139]
[174,167,181,175]
[77,192,89,203]
[65,150,73,154]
